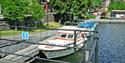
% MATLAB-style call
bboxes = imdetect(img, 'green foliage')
[1,0,28,21]
[0,0,45,21]
[93,0,102,7]
[108,1,125,11]
[86,15,96,19]
[0,22,60,36]
[49,0,102,17]
[1,30,22,36]
[43,22,61,28]
[29,0,45,20]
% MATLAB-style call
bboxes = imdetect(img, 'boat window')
[57,34,60,37]
[76,34,80,38]
[67,34,74,38]
[60,34,67,38]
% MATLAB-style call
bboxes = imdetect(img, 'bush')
[43,22,61,28]
[86,15,96,19]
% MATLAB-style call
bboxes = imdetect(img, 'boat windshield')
[67,34,74,38]
[59,34,74,39]
[60,34,67,38]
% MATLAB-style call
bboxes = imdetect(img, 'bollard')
[85,49,90,62]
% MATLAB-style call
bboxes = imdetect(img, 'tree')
[49,0,102,20]
[0,0,45,26]
[30,0,45,20]
[108,1,125,11]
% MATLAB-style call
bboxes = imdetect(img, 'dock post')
[74,31,76,51]
[0,29,2,39]
[95,37,99,63]
[85,49,90,62]
[74,31,77,63]
[94,26,99,63]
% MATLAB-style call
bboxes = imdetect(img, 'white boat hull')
[38,21,98,59]
[40,42,84,59]
[42,48,74,58]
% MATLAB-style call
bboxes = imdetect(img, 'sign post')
[22,32,29,40]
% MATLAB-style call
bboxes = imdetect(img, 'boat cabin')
[56,31,81,40]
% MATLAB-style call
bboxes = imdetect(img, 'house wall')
[111,12,125,18]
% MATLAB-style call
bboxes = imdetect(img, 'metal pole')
[95,39,98,63]
[0,51,71,63]
[0,29,2,39]
[74,31,76,51]
[46,2,49,27]
[74,31,77,63]
[85,41,96,63]
[85,49,90,62]
[14,21,16,40]
[47,8,48,26]
[95,25,99,63]
[82,47,86,63]
[82,38,88,63]
[94,31,99,63]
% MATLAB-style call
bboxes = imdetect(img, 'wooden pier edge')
[0,45,39,63]
[92,19,125,23]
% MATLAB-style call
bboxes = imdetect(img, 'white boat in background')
[78,20,98,36]
[64,20,98,37]
[38,26,87,59]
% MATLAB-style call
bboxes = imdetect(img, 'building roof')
[112,10,125,12]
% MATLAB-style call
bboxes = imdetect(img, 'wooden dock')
[0,45,39,63]
[0,31,55,63]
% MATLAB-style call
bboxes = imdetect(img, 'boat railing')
[0,25,99,63]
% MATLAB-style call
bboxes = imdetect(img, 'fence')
[0,25,99,63]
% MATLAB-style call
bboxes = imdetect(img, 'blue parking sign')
[22,32,29,40]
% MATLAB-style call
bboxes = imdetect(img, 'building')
[102,0,110,11]
[110,10,125,18]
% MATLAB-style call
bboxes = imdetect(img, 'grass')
[0,30,22,36]
[43,21,61,29]
[0,29,46,36]
[0,22,61,36]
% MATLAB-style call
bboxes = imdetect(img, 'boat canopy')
[78,20,95,28]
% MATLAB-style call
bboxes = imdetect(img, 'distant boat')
[78,20,98,36]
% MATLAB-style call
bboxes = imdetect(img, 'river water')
[99,24,125,63]
[31,24,125,63]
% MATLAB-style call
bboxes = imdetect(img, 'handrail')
[0,51,71,63]
[0,25,98,33]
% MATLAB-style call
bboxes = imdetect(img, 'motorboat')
[38,26,87,58]
[78,20,98,36]
[38,20,97,59]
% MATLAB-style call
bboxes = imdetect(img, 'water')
[31,24,125,63]
[31,50,86,63]
[99,24,125,63]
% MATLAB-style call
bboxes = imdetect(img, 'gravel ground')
[0,30,56,57]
